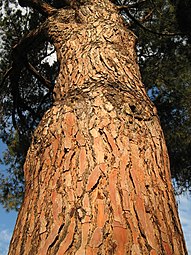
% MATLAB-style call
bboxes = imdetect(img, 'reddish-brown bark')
[8,0,187,254]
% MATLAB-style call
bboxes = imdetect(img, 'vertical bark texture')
[9,0,187,254]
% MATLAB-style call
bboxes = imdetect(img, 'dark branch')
[0,67,13,90]
[117,0,146,11]
[12,21,48,61]
[9,22,49,88]
[26,62,52,89]
[139,10,153,23]
[1,22,50,133]
[123,9,184,37]
[18,0,57,16]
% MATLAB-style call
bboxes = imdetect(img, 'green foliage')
[0,131,24,211]
[0,0,191,210]
[0,0,58,210]
[133,0,191,194]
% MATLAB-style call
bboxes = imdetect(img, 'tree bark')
[8,0,187,254]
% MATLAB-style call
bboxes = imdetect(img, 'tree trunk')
[8,0,187,254]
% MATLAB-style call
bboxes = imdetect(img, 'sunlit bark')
[8,0,187,254]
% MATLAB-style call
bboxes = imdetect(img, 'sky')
[0,206,17,255]
[0,142,191,254]
[0,143,17,255]
[177,194,191,253]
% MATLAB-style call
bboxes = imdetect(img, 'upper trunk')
[8,0,187,254]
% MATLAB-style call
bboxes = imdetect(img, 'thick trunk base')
[9,86,187,254]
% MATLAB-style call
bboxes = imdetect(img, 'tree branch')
[0,22,51,133]
[117,0,146,11]
[139,9,153,23]
[0,67,13,90]
[8,22,49,89]
[123,9,184,37]
[1,22,49,91]
[18,0,57,16]
[26,62,52,89]
[12,21,48,59]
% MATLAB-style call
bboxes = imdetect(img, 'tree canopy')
[0,0,191,211]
